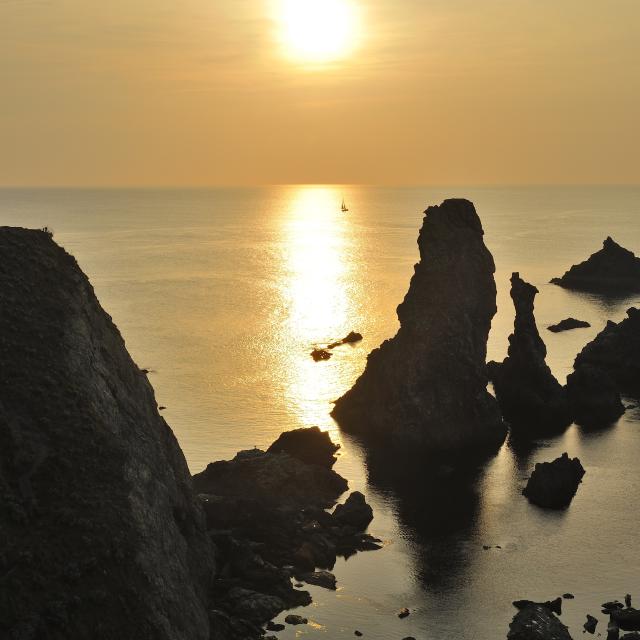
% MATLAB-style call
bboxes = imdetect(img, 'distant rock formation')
[522,453,585,509]
[488,273,571,433]
[574,308,640,394]
[331,199,506,452]
[566,365,625,427]
[0,228,215,640]
[551,237,640,293]
[547,317,591,333]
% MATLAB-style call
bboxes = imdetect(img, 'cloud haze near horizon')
[1,0,639,186]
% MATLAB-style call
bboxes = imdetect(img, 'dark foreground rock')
[194,433,380,629]
[489,273,571,434]
[566,365,625,427]
[574,308,640,394]
[267,426,340,469]
[612,609,640,631]
[332,199,506,453]
[0,228,215,639]
[551,237,640,293]
[548,318,591,333]
[508,604,572,640]
[523,453,586,509]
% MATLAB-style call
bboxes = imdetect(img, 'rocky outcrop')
[548,318,591,333]
[522,453,585,508]
[566,365,625,427]
[0,228,215,640]
[331,199,506,452]
[195,442,380,625]
[574,308,640,394]
[507,604,572,640]
[551,237,640,293]
[489,273,571,433]
[333,491,374,530]
[267,426,340,469]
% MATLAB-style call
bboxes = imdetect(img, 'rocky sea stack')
[0,228,215,639]
[522,453,586,509]
[551,237,640,293]
[331,199,506,453]
[488,273,571,434]
[574,307,640,394]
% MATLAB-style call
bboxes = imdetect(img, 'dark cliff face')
[331,199,506,453]
[551,236,640,293]
[0,228,215,640]
[574,307,640,394]
[489,273,571,434]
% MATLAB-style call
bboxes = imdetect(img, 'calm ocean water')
[2,186,639,639]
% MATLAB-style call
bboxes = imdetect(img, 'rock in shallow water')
[332,199,506,453]
[333,491,374,530]
[522,453,585,509]
[566,365,625,427]
[548,317,591,333]
[267,426,340,469]
[507,604,572,640]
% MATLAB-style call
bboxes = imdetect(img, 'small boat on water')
[341,198,349,212]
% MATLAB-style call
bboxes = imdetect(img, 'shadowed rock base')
[332,199,506,454]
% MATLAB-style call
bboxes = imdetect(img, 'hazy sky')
[1,0,639,186]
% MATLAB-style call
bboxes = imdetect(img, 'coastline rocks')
[513,598,562,616]
[489,273,571,433]
[507,604,572,640]
[0,228,215,639]
[574,308,640,394]
[332,199,506,453]
[613,609,640,631]
[585,615,599,634]
[566,365,625,427]
[312,348,332,361]
[328,331,363,349]
[551,237,640,293]
[267,426,340,469]
[333,491,374,530]
[548,318,591,333]
[522,453,586,509]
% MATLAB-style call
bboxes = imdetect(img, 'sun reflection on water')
[278,186,358,445]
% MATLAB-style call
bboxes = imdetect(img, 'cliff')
[488,273,571,433]
[551,236,640,293]
[331,199,506,452]
[0,228,215,639]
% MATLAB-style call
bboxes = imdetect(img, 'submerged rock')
[332,199,506,453]
[507,604,572,640]
[522,453,586,509]
[566,365,625,427]
[0,228,215,639]
[548,317,591,333]
[267,426,340,469]
[489,273,571,434]
[551,237,640,293]
[574,308,640,395]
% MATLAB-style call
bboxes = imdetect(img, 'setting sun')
[276,0,360,64]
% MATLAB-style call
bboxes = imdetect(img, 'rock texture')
[522,453,586,509]
[507,604,572,640]
[574,308,640,394]
[548,318,591,333]
[566,365,625,427]
[551,237,640,293]
[0,228,215,640]
[488,273,571,433]
[331,199,506,452]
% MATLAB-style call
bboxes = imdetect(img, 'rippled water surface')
[2,186,640,638]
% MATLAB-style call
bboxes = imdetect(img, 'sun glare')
[277,0,360,64]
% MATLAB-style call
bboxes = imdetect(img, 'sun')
[276,0,360,65]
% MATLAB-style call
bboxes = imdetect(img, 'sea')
[1,185,639,639]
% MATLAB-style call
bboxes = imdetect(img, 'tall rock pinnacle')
[331,199,506,452]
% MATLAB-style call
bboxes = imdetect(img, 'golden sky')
[1,0,639,186]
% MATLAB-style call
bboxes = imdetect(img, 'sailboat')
[341,197,349,212]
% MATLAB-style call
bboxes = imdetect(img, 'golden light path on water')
[278,186,358,447]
